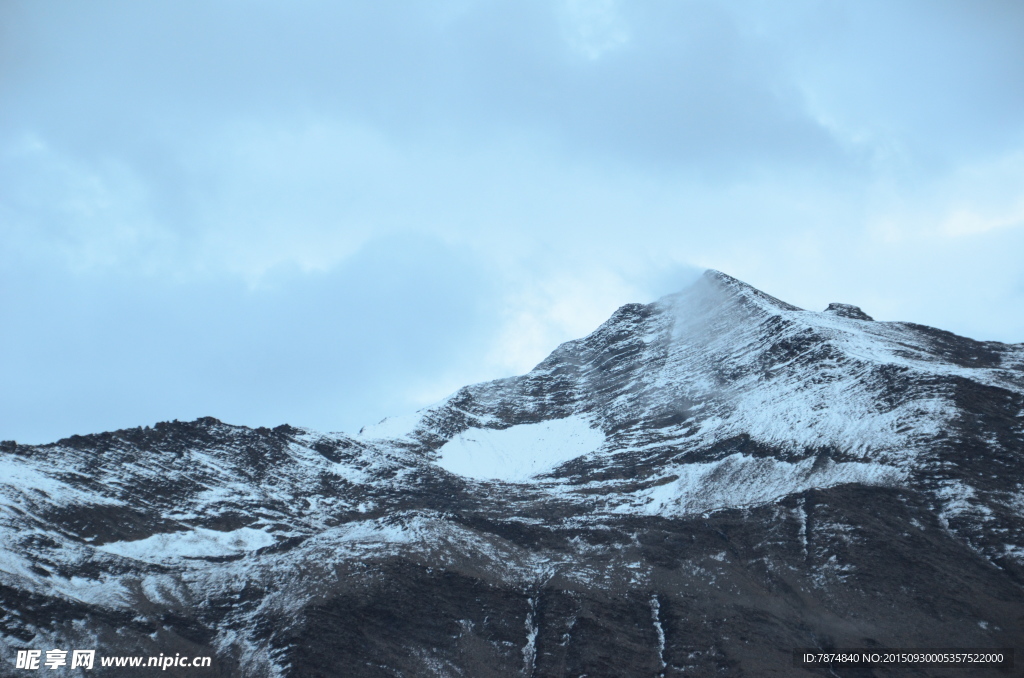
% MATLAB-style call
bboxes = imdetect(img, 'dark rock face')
[2,270,1023,677]
[824,303,874,321]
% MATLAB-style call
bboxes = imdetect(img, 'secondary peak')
[824,302,874,321]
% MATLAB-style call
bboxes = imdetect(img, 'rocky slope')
[1,270,1022,676]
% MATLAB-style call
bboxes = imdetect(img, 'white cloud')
[2,0,1022,441]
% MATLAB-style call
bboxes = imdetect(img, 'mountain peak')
[689,269,803,312]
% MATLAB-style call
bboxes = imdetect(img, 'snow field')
[435,415,606,482]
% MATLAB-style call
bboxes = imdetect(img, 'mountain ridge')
[2,271,1023,677]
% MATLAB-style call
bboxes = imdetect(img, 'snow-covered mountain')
[2,270,1022,676]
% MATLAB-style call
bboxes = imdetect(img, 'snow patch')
[0,456,120,507]
[98,527,275,563]
[608,453,904,517]
[435,415,605,482]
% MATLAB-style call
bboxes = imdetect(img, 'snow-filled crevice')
[796,498,809,560]
[522,595,538,677]
[651,594,666,675]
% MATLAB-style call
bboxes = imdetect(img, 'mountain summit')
[2,272,1022,676]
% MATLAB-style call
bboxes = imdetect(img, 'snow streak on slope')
[435,415,605,481]
[604,453,905,517]
[98,527,275,563]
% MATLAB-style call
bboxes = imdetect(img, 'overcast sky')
[2,0,1023,443]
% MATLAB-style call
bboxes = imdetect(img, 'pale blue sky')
[2,1,1023,443]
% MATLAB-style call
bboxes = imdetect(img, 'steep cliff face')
[2,270,1023,677]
